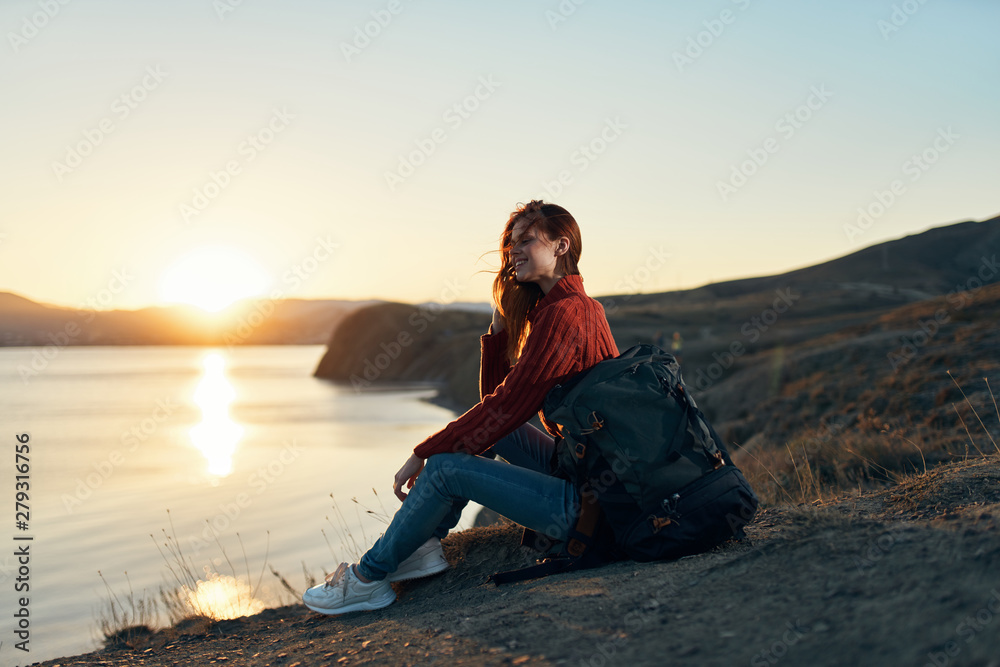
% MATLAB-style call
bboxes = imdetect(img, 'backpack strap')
[489,495,609,586]
[487,557,580,585]
[487,547,610,586]
[675,384,726,469]
[566,497,602,557]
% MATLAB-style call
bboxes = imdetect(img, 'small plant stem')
[952,403,985,458]
[901,437,928,475]
[986,377,1000,452]
[948,370,998,453]
[785,443,807,503]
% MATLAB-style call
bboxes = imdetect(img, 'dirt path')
[32,456,1000,667]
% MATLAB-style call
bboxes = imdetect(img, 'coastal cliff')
[313,302,488,412]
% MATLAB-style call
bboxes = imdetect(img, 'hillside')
[35,452,1000,666]
[679,215,1000,300]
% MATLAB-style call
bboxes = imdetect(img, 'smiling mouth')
[514,259,526,269]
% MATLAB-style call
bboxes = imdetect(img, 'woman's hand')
[393,454,425,502]
[491,306,505,334]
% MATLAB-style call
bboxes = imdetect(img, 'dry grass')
[733,375,999,506]
[98,510,296,646]
[150,510,275,626]
[320,489,392,569]
[96,571,157,649]
[100,491,396,646]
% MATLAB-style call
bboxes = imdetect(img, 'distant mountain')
[0,294,369,346]
[615,214,1000,305]
[603,215,1000,355]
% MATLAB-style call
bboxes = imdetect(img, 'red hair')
[492,200,582,363]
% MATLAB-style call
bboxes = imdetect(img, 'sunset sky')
[1,0,997,312]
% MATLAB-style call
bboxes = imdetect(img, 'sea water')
[0,345,466,664]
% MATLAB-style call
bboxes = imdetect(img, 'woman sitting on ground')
[303,200,619,615]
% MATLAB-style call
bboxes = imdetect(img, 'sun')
[159,246,272,312]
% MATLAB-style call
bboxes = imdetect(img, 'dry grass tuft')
[733,375,998,506]
[96,570,157,649]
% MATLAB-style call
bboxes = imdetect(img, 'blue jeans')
[357,423,579,581]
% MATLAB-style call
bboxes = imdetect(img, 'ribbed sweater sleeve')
[479,328,511,400]
[413,276,618,458]
[413,304,578,458]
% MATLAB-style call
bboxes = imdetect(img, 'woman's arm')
[413,301,586,459]
[480,307,512,400]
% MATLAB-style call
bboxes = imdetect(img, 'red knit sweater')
[413,275,619,459]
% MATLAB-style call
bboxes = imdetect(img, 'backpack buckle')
[574,442,587,459]
[590,412,605,430]
[662,493,680,515]
[710,450,726,470]
[650,516,673,533]
[580,411,605,435]
[567,538,587,557]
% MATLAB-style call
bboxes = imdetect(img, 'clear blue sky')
[1,0,997,310]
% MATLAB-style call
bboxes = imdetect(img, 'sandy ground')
[30,454,1000,667]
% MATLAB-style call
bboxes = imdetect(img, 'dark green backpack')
[490,344,758,584]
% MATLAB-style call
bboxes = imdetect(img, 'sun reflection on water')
[190,352,243,477]
[184,574,265,620]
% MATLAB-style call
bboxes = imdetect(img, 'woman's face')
[510,217,568,293]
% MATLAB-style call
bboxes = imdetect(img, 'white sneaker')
[387,537,449,582]
[302,563,395,615]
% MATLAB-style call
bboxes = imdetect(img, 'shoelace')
[324,562,350,596]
